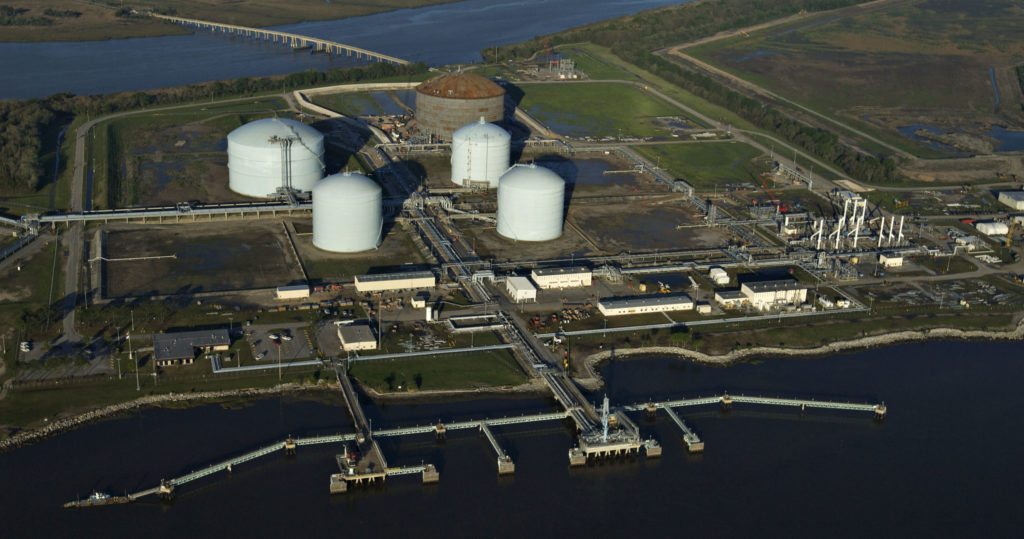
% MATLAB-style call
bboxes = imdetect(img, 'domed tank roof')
[416,72,505,100]
[227,117,323,148]
[453,117,511,142]
[313,171,380,198]
[499,163,563,191]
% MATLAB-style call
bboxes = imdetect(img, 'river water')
[1,340,1021,537]
[0,0,691,100]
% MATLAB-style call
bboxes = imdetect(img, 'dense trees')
[486,0,903,184]
[0,61,427,195]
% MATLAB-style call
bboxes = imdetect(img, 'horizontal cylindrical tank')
[228,118,325,198]
[451,118,510,188]
[313,172,383,253]
[497,164,565,242]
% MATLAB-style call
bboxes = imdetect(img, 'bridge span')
[150,13,409,65]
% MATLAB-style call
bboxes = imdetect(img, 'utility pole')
[277,343,282,382]
[116,328,121,379]
[129,332,138,391]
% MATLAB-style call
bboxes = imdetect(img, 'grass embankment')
[349,350,527,393]
[0,368,331,430]
[633,141,766,188]
[0,0,459,42]
[516,82,681,138]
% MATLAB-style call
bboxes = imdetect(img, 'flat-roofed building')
[709,267,730,286]
[153,329,230,367]
[336,321,377,351]
[598,293,694,317]
[998,191,1024,210]
[714,289,747,309]
[505,276,537,302]
[275,284,310,300]
[879,254,903,268]
[410,291,430,309]
[354,271,436,293]
[740,278,808,310]
[531,266,592,289]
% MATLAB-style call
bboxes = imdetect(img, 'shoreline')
[3,321,1023,451]
[580,318,1024,382]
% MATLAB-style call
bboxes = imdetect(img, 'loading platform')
[480,423,515,475]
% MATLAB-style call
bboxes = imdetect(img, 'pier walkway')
[150,13,409,65]
[623,393,886,417]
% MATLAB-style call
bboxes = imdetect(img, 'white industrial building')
[505,276,537,302]
[709,267,730,285]
[740,279,809,310]
[450,118,511,189]
[275,285,310,300]
[975,221,1009,236]
[531,266,592,289]
[598,293,694,317]
[879,254,903,268]
[496,164,565,242]
[714,289,747,309]
[227,118,325,198]
[336,321,377,351]
[354,271,436,293]
[312,172,382,253]
[998,191,1024,210]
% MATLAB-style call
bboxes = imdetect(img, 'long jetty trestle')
[63,391,886,506]
[148,13,409,65]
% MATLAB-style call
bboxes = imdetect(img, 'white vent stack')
[227,118,325,198]
[450,118,510,188]
[312,172,383,253]
[496,164,565,242]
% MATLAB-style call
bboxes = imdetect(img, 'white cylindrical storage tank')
[450,118,511,188]
[312,172,383,253]
[497,164,565,242]
[227,118,325,198]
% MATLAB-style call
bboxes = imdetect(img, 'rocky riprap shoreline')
[583,321,1024,377]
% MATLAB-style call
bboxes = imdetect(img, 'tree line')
[0,61,427,195]
[484,0,903,184]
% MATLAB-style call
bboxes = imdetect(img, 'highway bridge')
[150,13,409,65]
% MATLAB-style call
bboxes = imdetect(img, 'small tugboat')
[63,491,132,508]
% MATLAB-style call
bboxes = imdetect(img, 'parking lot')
[244,322,315,364]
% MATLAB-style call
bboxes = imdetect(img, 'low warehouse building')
[709,267,730,286]
[337,322,377,351]
[354,271,436,293]
[975,221,1009,236]
[531,266,592,289]
[153,329,230,367]
[505,276,537,302]
[275,285,310,300]
[598,293,694,317]
[879,254,903,268]
[740,279,808,310]
[714,289,747,309]
[998,191,1024,210]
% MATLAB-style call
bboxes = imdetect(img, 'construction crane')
[1007,220,1017,248]
[543,39,556,70]
[759,174,787,213]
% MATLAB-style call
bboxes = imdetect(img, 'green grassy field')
[0,238,64,341]
[634,141,767,188]
[685,0,1024,158]
[348,350,527,393]
[517,82,681,138]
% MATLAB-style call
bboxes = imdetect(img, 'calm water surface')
[0,0,692,99]
[2,340,1022,537]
